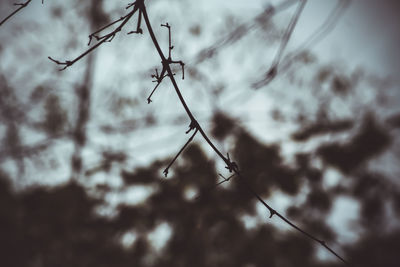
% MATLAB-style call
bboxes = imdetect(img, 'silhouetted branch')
[140,4,348,264]
[146,23,185,103]
[48,1,349,264]
[87,15,128,45]
[147,68,168,103]
[0,0,44,27]
[49,0,143,70]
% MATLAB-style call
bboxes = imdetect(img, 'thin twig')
[88,15,128,45]
[163,128,198,177]
[0,0,37,27]
[146,22,185,102]
[147,68,168,103]
[49,1,143,70]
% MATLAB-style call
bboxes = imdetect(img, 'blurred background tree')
[0,0,399,266]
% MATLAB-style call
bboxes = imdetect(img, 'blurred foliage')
[316,114,391,174]
[1,128,400,266]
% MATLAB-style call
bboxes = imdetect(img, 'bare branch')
[49,1,144,70]
[146,22,185,102]
[87,15,128,45]
[0,0,35,27]
[47,56,72,71]
[147,68,168,103]
[140,4,348,264]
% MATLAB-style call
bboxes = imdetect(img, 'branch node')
[224,153,238,173]
[161,22,170,28]
[163,168,168,177]
[185,120,199,134]
[147,68,167,103]
[269,208,277,218]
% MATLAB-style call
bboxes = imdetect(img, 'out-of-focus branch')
[252,0,351,89]
[262,0,307,85]
[0,132,71,163]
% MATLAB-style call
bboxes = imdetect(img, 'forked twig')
[146,22,185,103]
[147,68,169,103]
[48,0,144,71]
[87,15,128,45]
